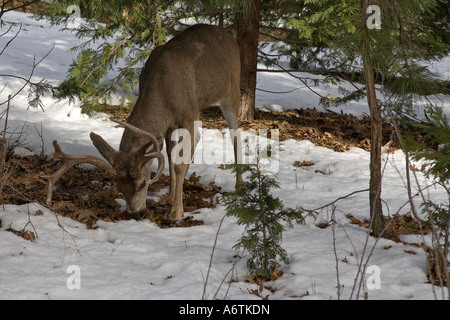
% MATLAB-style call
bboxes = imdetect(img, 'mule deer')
[45,24,241,220]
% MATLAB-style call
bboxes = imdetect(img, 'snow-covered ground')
[1,11,449,300]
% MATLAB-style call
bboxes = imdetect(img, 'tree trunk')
[236,0,260,121]
[366,67,384,237]
[361,0,384,237]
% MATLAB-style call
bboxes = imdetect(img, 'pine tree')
[42,0,173,113]
[287,0,450,236]
[222,156,313,279]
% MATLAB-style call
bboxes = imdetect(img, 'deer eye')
[136,180,147,192]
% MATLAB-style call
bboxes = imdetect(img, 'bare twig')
[0,94,10,172]
[314,189,369,212]
[0,0,41,19]
[331,205,343,299]
[0,40,55,108]
[5,182,81,260]
[0,94,11,202]
[0,23,21,56]
[24,205,38,238]
[258,48,328,101]
[213,249,245,300]
[202,212,227,300]
[33,122,45,156]
[256,86,303,95]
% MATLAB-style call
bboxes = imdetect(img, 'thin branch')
[33,122,45,156]
[256,86,302,95]
[331,205,343,299]
[202,212,227,300]
[0,43,55,107]
[256,67,337,75]
[0,0,40,16]
[5,182,81,258]
[24,205,38,238]
[258,48,328,100]
[0,94,11,200]
[213,249,245,300]
[314,189,369,211]
[0,23,21,56]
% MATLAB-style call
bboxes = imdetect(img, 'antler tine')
[147,151,165,184]
[110,119,165,184]
[42,140,116,205]
[111,119,161,152]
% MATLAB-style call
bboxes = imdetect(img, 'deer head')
[44,119,164,217]
[91,119,165,216]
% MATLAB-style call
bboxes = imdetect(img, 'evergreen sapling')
[222,155,313,279]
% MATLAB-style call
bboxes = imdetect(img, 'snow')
[1,11,450,300]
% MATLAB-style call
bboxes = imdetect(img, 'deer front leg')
[167,126,196,220]
[170,162,190,220]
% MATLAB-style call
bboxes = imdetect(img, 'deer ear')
[90,132,118,166]
[135,142,156,167]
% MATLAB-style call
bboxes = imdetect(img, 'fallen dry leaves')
[1,155,221,229]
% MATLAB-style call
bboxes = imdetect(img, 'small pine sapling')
[222,156,313,279]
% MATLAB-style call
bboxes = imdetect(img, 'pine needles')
[222,156,315,279]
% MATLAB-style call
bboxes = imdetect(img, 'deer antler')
[111,119,165,182]
[111,119,162,152]
[42,140,116,205]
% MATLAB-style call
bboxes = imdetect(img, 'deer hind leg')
[219,94,239,131]
[219,93,243,186]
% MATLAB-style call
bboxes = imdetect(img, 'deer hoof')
[169,207,184,221]
[128,211,146,220]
